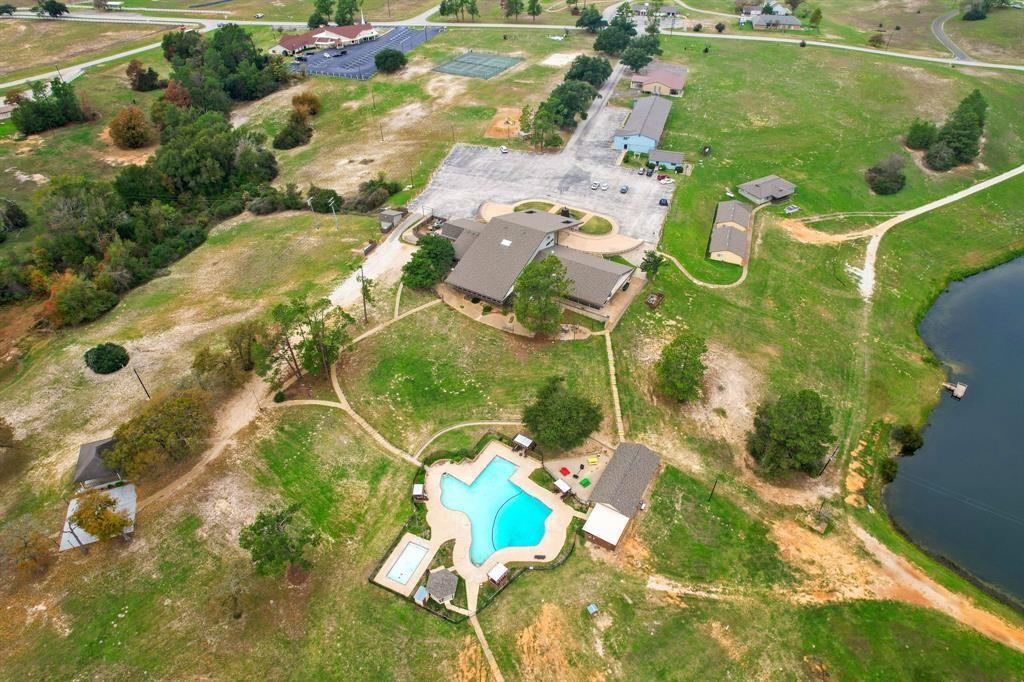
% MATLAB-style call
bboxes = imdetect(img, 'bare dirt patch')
[454,635,489,682]
[229,82,306,127]
[515,602,597,682]
[686,343,764,447]
[484,106,522,140]
[707,620,745,661]
[0,300,44,369]
[96,128,157,166]
[540,52,581,67]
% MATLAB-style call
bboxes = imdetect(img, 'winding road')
[931,9,971,61]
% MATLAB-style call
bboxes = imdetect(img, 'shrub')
[291,91,321,115]
[45,272,119,327]
[375,48,408,73]
[211,196,246,220]
[239,504,321,577]
[891,423,924,455]
[0,199,29,232]
[879,456,898,483]
[906,118,937,150]
[564,54,613,87]
[273,391,286,403]
[924,139,957,171]
[402,234,455,288]
[867,32,885,47]
[84,343,130,374]
[272,109,313,150]
[655,332,707,402]
[693,22,703,31]
[109,106,154,149]
[715,21,725,32]
[306,184,343,213]
[864,154,907,195]
[962,5,986,20]
[747,389,834,476]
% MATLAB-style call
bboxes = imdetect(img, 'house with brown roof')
[612,95,672,154]
[582,443,661,549]
[629,65,688,97]
[737,174,796,204]
[440,210,635,311]
[269,23,378,55]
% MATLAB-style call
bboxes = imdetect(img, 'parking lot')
[291,27,444,80]
[409,93,673,244]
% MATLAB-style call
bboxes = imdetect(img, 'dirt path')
[599,331,626,442]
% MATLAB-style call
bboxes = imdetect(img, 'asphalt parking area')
[291,26,444,79]
[409,101,673,244]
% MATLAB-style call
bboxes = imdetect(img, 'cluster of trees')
[240,503,321,578]
[308,0,361,27]
[522,376,603,450]
[156,26,290,116]
[273,91,322,150]
[502,0,543,21]
[961,0,1010,20]
[655,332,707,403]
[84,342,130,375]
[402,234,455,289]
[10,79,92,136]
[521,55,609,148]
[0,199,29,244]
[374,48,408,74]
[101,388,215,477]
[906,89,988,172]
[193,319,263,391]
[126,59,165,92]
[255,293,354,387]
[879,423,925,483]
[437,0,481,21]
[34,0,67,16]
[864,153,907,195]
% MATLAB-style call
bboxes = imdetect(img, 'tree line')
[906,89,988,172]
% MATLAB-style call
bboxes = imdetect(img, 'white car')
[600,183,609,191]
[254,12,264,17]
[590,182,599,190]
[499,145,509,154]
[659,177,675,185]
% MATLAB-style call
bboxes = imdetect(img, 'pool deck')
[424,441,578,599]
[372,532,438,598]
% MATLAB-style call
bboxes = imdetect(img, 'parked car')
[659,178,675,185]
[499,145,509,154]
[658,198,669,206]
[590,182,599,190]
[637,166,646,175]
[645,167,655,177]
[338,49,348,55]
[295,56,307,62]
[254,12,264,17]
[600,183,609,191]
[619,185,628,194]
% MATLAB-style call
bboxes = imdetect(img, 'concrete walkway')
[600,331,625,441]
[470,615,505,682]
[329,363,421,467]
[352,298,442,344]
[931,9,971,61]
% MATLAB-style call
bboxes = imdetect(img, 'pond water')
[884,257,1024,606]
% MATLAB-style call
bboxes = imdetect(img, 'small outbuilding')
[512,433,535,452]
[73,438,120,489]
[554,479,572,497]
[487,562,510,587]
[649,149,684,170]
[413,585,429,606]
[412,483,427,501]
[60,484,137,552]
[426,567,459,603]
[582,502,631,550]
[379,208,405,233]
[582,442,661,550]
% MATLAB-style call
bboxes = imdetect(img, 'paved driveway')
[409,70,672,244]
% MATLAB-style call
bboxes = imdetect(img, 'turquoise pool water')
[440,456,552,566]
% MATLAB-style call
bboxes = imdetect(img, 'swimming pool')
[386,541,429,584]
[441,456,552,566]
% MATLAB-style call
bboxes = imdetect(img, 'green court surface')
[433,51,523,79]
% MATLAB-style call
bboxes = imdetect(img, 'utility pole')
[379,121,384,142]
[133,368,151,400]
[327,196,341,230]
[706,475,720,502]
[818,444,839,477]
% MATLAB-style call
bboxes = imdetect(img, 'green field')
[943,8,1024,63]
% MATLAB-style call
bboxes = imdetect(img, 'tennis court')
[433,51,523,79]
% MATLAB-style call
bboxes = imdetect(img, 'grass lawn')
[0,211,377,522]
[514,200,555,212]
[579,214,613,235]
[125,0,437,22]
[0,405,476,678]
[651,39,1024,285]
[339,303,613,450]
[0,20,174,83]
[429,0,618,25]
[943,8,1024,63]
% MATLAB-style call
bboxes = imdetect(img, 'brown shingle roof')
[73,438,118,484]
[708,225,749,260]
[713,200,752,229]
[538,245,633,308]
[617,96,672,142]
[737,174,796,202]
[590,443,660,517]
[426,568,458,602]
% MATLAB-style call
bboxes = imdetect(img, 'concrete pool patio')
[373,441,582,612]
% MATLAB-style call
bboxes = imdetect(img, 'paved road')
[931,9,971,61]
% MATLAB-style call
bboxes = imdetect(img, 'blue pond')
[440,457,552,566]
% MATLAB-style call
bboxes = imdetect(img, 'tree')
[192,343,246,391]
[609,2,637,35]
[402,234,455,288]
[9,530,54,577]
[505,0,524,20]
[655,332,707,403]
[45,272,119,327]
[109,106,154,149]
[225,319,262,371]
[924,139,957,171]
[70,490,132,541]
[256,299,305,386]
[524,102,561,148]
[333,0,358,24]
[374,48,408,73]
[313,0,333,16]
[0,199,29,233]
[161,29,202,61]
[808,6,822,26]
[629,34,662,56]
[892,424,924,455]
[545,79,598,128]
[306,184,343,213]
[357,270,375,323]
[513,255,571,335]
[906,118,937,150]
[308,10,327,26]
[293,296,352,376]
[292,91,321,115]
[0,3,16,14]
[864,154,906,195]
[11,79,87,135]
[36,0,68,16]
[162,79,192,108]
[84,343,130,374]
[575,5,606,32]
[747,389,834,475]
[594,25,631,55]
[104,388,215,477]
[640,250,666,281]
[564,54,612,87]
[867,32,885,47]
[960,88,988,126]
[693,22,703,31]
[715,21,726,32]
[272,108,313,149]
[522,376,602,450]
[467,0,480,20]
[936,108,981,165]
[620,46,652,72]
[239,504,321,577]
[527,0,541,20]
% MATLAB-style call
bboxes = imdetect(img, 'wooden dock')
[942,382,968,399]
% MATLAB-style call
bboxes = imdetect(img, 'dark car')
[645,167,655,177]
[295,56,307,62]
[338,49,348,55]
[658,198,669,206]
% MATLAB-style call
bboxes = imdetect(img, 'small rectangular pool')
[386,541,429,584]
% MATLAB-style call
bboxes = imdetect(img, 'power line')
[897,472,1024,530]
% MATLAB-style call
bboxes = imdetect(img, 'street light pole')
[133,368,151,400]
